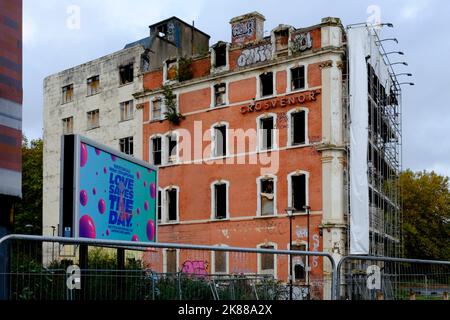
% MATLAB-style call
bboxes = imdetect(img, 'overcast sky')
[22,0,450,176]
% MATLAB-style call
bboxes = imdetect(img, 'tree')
[13,136,43,235]
[399,170,450,260]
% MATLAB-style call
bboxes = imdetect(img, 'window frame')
[151,97,165,121]
[62,116,74,135]
[287,242,309,284]
[256,113,278,152]
[287,108,309,147]
[256,175,278,217]
[211,43,230,72]
[119,100,134,122]
[213,83,228,107]
[211,244,230,274]
[165,131,179,165]
[86,109,100,130]
[257,242,277,278]
[210,122,229,158]
[287,64,308,93]
[150,134,163,166]
[61,84,74,104]
[86,75,100,96]
[163,186,179,223]
[258,71,275,98]
[163,248,179,273]
[210,180,230,221]
[287,170,309,214]
[119,63,134,86]
[119,136,134,156]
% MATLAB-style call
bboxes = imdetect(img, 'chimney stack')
[230,12,265,46]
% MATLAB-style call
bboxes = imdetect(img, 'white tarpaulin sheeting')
[348,27,370,255]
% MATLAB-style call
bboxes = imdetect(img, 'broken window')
[214,44,227,68]
[260,72,273,97]
[152,98,163,120]
[157,190,162,222]
[291,66,305,91]
[260,178,275,216]
[87,75,100,96]
[141,49,150,72]
[62,84,74,104]
[214,83,226,107]
[87,109,99,130]
[119,136,133,156]
[214,250,227,273]
[166,59,177,81]
[157,24,168,37]
[214,183,227,220]
[165,249,177,273]
[152,137,162,165]
[274,29,289,52]
[213,125,227,157]
[292,174,306,212]
[260,245,275,273]
[120,100,134,121]
[291,111,306,145]
[291,243,307,282]
[119,63,134,85]
[167,134,178,164]
[62,117,73,135]
[166,188,178,222]
[260,117,274,150]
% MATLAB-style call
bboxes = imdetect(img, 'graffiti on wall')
[237,43,273,67]
[312,234,320,268]
[166,22,176,43]
[232,18,255,43]
[181,260,208,276]
[291,32,313,53]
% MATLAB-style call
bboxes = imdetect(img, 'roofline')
[149,16,211,39]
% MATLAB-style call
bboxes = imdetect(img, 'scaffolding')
[343,25,403,258]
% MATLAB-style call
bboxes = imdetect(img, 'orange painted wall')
[179,87,211,114]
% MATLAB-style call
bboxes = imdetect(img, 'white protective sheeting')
[348,27,370,255]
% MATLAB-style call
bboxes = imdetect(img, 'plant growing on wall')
[162,84,184,126]
[176,56,193,82]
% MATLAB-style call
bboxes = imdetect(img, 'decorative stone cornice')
[319,60,333,69]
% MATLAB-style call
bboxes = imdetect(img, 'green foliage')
[176,56,193,82]
[399,170,450,260]
[13,136,43,235]
[162,84,185,126]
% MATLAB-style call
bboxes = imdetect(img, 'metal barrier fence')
[0,235,336,301]
[336,256,450,300]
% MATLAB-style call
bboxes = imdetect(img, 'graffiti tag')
[291,32,313,53]
[232,19,255,40]
[181,260,208,276]
[237,44,273,67]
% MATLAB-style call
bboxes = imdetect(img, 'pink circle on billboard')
[80,143,88,167]
[136,208,140,215]
[106,229,110,236]
[93,188,96,195]
[144,181,147,187]
[95,148,101,155]
[150,183,156,199]
[98,199,106,214]
[103,167,107,174]
[136,171,141,179]
[79,215,96,238]
[144,201,149,211]
[146,219,155,241]
[111,155,117,161]
[132,235,139,242]
[80,190,88,206]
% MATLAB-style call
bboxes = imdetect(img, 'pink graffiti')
[181,260,208,277]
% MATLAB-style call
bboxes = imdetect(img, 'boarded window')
[87,75,100,96]
[152,137,162,165]
[260,245,275,271]
[292,174,306,212]
[292,111,306,145]
[214,183,227,219]
[166,249,177,273]
[119,63,134,85]
[214,125,227,157]
[260,178,274,216]
[87,109,99,130]
[260,117,274,150]
[157,190,162,222]
[119,137,133,156]
[260,72,273,97]
[62,84,73,104]
[62,117,73,135]
[214,44,227,68]
[214,83,226,107]
[291,66,305,90]
[120,100,134,121]
[291,243,307,282]
[166,59,177,81]
[275,29,289,52]
[167,188,177,221]
[214,251,227,273]
[152,98,162,120]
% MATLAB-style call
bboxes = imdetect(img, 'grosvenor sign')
[240,89,321,114]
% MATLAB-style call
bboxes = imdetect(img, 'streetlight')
[399,82,415,86]
[303,205,311,300]
[383,51,404,56]
[390,62,408,66]
[376,38,398,44]
[395,73,412,77]
[285,206,296,301]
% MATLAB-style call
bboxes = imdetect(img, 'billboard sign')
[60,135,158,243]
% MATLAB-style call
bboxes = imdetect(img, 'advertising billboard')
[60,135,158,243]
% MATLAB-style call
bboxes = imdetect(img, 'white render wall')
[43,45,145,237]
